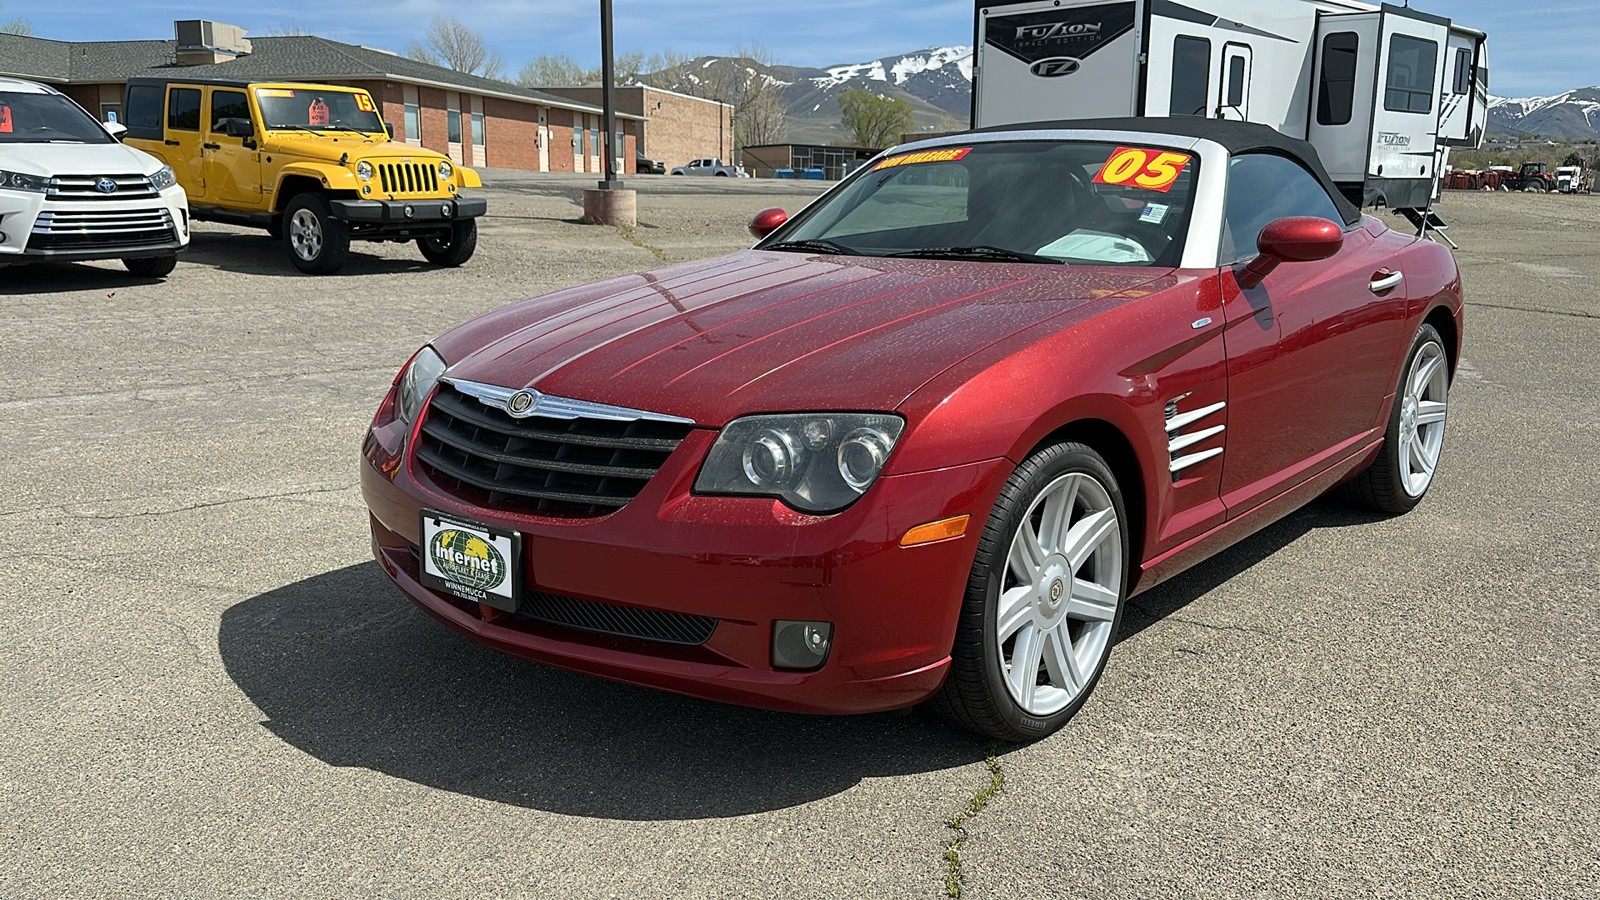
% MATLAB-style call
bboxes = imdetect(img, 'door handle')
[202,142,221,150]
[164,139,180,146]
[1369,271,1404,293]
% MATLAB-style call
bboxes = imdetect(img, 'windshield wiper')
[763,239,861,256]
[886,246,1064,264]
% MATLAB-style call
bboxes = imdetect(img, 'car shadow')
[217,499,1381,820]
[0,262,166,295]
[182,231,434,276]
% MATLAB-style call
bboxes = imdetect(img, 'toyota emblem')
[94,177,118,194]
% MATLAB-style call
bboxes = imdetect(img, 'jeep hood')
[260,134,413,163]
[432,251,1170,426]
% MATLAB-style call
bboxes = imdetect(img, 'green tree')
[1,3,32,34]
[1562,151,1585,167]
[840,90,914,149]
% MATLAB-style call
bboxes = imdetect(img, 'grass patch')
[618,224,667,262]
[943,742,1005,897]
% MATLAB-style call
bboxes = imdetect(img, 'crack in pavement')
[617,224,669,262]
[0,485,356,521]
[943,742,1006,898]
[1165,615,1275,637]
[1465,300,1599,320]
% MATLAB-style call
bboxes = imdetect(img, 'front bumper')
[0,185,189,261]
[361,430,1010,715]
[330,197,487,225]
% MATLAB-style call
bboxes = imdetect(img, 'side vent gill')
[1165,397,1226,481]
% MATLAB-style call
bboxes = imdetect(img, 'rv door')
[1438,28,1487,148]
[973,0,1144,128]
[1368,9,1450,208]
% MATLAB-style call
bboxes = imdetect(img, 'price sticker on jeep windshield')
[355,93,375,112]
[1093,147,1193,193]
[872,147,974,171]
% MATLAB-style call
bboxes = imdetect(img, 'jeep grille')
[377,162,440,196]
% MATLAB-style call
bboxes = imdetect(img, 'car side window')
[1221,153,1343,263]
[210,90,249,132]
[168,88,201,131]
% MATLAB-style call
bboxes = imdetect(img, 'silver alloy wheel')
[289,208,324,261]
[1398,340,1449,497]
[996,471,1123,716]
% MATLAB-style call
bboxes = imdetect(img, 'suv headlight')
[438,160,454,182]
[356,161,374,181]
[147,165,177,191]
[0,170,50,193]
[695,413,906,513]
[397,346,447,423]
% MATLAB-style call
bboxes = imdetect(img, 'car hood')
[0,140,161,176]
[259,134,413,163]
[433,250,1170,426]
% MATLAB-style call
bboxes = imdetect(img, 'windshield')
[254,88,384,133]
[0,91,114,144]
[767,140,1199,266]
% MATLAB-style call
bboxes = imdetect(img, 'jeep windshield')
[761,140,1199,267]
[0,91,114,144]
[253,88,384,134]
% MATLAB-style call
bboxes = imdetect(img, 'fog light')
[362,185,372,195]
[773,620,833,671]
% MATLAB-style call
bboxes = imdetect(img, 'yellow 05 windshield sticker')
[872,147,974,171]
[257,88,296,98]
[355,93,375,112]
[1093,147,1193,192]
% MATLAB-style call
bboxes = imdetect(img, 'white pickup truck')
[670,157,748,177]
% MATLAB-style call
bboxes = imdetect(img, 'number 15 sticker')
[1093,147,1193,193]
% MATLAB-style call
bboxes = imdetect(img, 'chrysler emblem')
[506,390,540,417]
[94,177,118,194]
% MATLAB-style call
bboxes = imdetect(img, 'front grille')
[376,162,440,196]
[48,174,158,200]
[30,208,175,250]
[517,591,718,645]
[416,382,694,517]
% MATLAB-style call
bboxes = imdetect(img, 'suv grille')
[30,208,176,250]
[48,174,158,200]
[416,383,694,517]
[517,591,718,645]
[377,162,440,196]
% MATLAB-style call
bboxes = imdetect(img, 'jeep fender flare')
[272,163,361,210]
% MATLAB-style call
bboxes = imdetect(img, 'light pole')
[599,0,622,189]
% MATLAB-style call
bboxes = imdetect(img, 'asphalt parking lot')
[2,173,1595,898]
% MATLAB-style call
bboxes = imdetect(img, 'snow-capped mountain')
[1488,88,1600,139]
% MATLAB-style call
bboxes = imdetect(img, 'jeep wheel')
[123,255,177,278]
[284,194,350,275]
[418,219,478,267]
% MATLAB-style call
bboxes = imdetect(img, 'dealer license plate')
[418,510,520,612]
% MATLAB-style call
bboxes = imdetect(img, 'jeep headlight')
[0,170,49,193]
[397,346,447,423]
[438,160,453,182]
[695,413,906,513]
[356,161,374,181]
[147,165,177,191]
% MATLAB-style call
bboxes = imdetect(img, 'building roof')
[0,31,642,119]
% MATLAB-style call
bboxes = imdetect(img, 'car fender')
[455,165,483,189]
[275,162,360,195]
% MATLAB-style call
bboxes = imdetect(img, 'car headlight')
[695,413,906,513]
[0,170,50,193]
[356,161,374,181]
[438,160,454,182]
[147,165,177,191]
[397,346,447,423]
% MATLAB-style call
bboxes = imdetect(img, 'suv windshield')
[0,91,114,144]
[254,88,384,133]
[767,140,1199,266]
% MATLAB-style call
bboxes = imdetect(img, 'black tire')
[418,219,478,267]
[715,171,729,176]
[123,255,176,278]
[1338,323,1450,514]
[928,442,1131,741]
[282,193,350,275]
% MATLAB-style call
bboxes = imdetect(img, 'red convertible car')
[362,119,1460,740]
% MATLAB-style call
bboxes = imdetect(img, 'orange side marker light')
[900,515,971,547]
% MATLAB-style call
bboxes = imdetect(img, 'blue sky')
[2,1,1590,97]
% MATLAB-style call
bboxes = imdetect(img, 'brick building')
[540,86,734,171]
[0,22,650,175]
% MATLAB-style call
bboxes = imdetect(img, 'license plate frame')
[418,510,520,612]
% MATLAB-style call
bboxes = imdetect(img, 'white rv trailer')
[971,0,1489,211]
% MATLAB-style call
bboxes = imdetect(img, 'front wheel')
[283,194,350,275]
[929,442,1129,741]
[418,219,478,267]
[1339,323,1450,513]
[123,255,176,278]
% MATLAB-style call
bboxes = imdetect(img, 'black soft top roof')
[967,117,1362,227]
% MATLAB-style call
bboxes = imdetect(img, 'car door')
[202,87,259,208]
[163,85,205,195]
[1215,152,1413,518]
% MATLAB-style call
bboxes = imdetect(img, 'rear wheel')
[929,442,1129,741]
[1339,323,1450,513]
[123,255,176,278]
[284,193,350,275]
[418,219,478,267]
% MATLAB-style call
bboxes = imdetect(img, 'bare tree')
[839,90,914,149]
[1,3,32,35]
[516,54,597,87]
[689,43,789,150]
[264,21,312,37]
[406,17,506,80]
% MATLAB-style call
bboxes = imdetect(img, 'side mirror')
[103,121,128,140]
[748,207,788,239]
[385,122,395,139]
[1236,216,1343,288]
[222,118,254,139]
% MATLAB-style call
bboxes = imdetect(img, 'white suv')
[1,76,189,276]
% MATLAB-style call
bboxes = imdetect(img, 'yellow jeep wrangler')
[123,77,485,274]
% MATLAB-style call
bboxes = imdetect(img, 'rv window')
[1222,153,1342,264]
[1385,35,1438,114]
[167,88,201,131]
[1452,47,1473,95]
[1226,56,1246,108]
[1171,37,1211,117]
[1317,33,1360,126]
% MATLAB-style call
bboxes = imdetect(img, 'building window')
[471,108,485,144]
[1171,36,1211,117]
[404,102,419,142]
[590,125,600,157]
[573,123,583,165]
[447,108,462,143]
[168,88,201,130]
[1385,35,1438,114]
[1317,32,1359,126]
